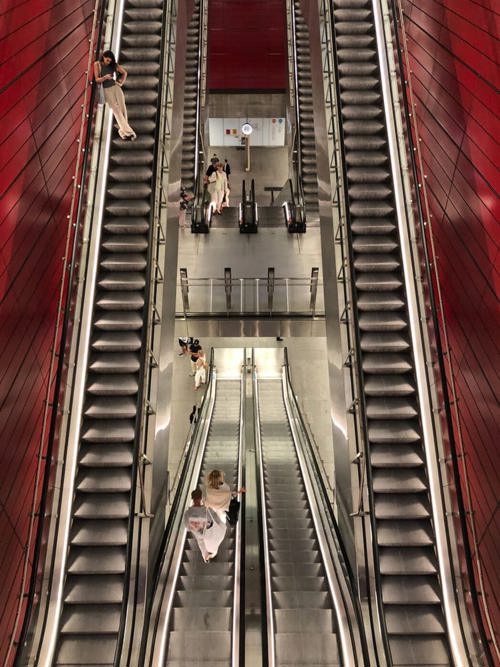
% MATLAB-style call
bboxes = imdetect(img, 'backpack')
[226,497,240,525]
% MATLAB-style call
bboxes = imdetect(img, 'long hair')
[101,50,117,71]
[207,469,224,489]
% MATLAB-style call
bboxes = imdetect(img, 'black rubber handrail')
[283,349,370,666]
[14,2,108,660]
[386,3,493,662]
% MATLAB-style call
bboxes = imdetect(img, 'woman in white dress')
[204,469,245,523]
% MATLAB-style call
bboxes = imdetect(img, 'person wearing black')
[223,158,231,184]
[205,156,218,179]
[189,339,202,375]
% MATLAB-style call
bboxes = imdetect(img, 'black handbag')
[226,496,240,525]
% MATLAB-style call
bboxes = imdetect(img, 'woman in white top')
[209,162,228,215]
[204,469,245,522]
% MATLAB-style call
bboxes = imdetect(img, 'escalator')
[257,379,342,665]
[255,358,366,667]
[291,0,320,217]
[144,370,243,666]
[180,0,202,194]
[329,1,458,663]
[40,1,166,663]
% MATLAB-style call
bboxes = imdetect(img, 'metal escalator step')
[340,89,380,106]
[275,633,340,665]
[379,547,437,575]
[371,442,423,467]
[351,218,395,234]
[120,48,161,62]
[95,291,144,311]
[382,575,441,604]
[55,637,116,665]
[270,562,321,578]
[103,217,150,233]
[81,418,135,442]
[122,33,161,48]
[357,292,404,311]
[377,519,433,546]
[108,165,153,181]
[59,604,121,634]
[67,546,126,575]
[128,0,163,6]
[368,420,421,443]
[79,443,134,467]
[375,494,430,519]
[344,134,386,151]
[73,493,130,519]
[124,7,163,21]
[349,183,392,199]
[179,575,233,591]
[364,374,414,396]
[172,607,232,631]
[335,19,373,35]
[87,374,139,396]
[167,631,231,661]
[273,591,330,608]
[361,333,410,353]
[350,200,394,217]
[356,272,402,291]
[122,62,160,76]
[339,75,379,91]
[334,8,371,21]
[64,574,124,604]
[359,312,407,332]
[70,519,128,546]
[98,272,146,291]
[386,605,446,635]
[105,200,150,217]
[362,353,412,374]
[274,608,334,633]
[100,253,147,272]
[373,469,427,493]
[268,518,313,532]
[184,548,235,564]
[94,311,142,332]
[269,548,320,564]
[339,62,377,78]
[76,468,132,492]
[348,167,390,183]
[111,135,155,152]
[346,151,387,167]
[92,332,142,353]
[337,45,376,60]
[366,396,417,419]
[273,576,327,592]
[127,104,157,120]
[108,183,152,200]
[335,32,375,49]
[389,636,450,665]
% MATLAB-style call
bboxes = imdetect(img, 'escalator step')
[364,374,415,396]
[382,576,441,604]
[372,469,428,493]
[64,574,124,604]
[377,519,433,547]
[70,519,128,546]
[59,604,121,634]
[67,546,126,575]
[79,443,134,467]
[379,547,437,575]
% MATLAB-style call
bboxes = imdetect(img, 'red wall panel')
[401,0,500,653]
[207,0,287,91]
[0,0,94,663]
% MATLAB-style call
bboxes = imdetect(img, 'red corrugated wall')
[207,0,287,91]
[400,0,500,652]
[0,0,95,663]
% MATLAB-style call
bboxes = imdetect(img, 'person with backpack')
[184,488,225,563]
[204,469,245,524]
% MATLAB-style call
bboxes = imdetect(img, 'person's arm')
[116,64,127,86]
[93,61,112,84]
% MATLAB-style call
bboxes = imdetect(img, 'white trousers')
[104,85,135,138]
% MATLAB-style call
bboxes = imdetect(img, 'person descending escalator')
[94,50,136,141]
[204,469,245,523]
[184,488,226,563]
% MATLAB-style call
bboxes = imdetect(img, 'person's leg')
[105,86,135,138]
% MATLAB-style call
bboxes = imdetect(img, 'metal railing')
[176,274,325,317]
